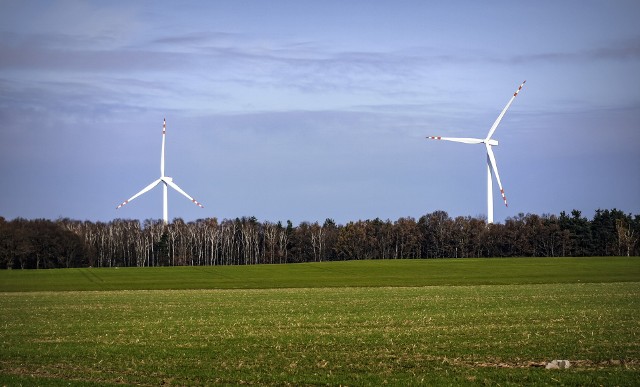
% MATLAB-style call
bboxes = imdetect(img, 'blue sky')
[1,1,639,224]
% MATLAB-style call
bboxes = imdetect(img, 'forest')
[0,209,638,269]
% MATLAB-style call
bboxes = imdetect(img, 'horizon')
[1,206,633,227]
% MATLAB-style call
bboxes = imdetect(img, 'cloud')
[0,37,188,73]
[0,23,450,96]
[509,37,640,64]
[149,31,247,49]
[2,20,638,135]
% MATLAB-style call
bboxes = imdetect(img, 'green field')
[1,257,639,386]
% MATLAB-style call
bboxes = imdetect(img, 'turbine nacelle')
[484,139,499,146]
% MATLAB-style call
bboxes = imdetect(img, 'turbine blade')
[165,179,205,208]
[427,136,484,144]
[486,80,526,141]
[116,179,162,209]
[485,144,508,207]
[161,118,166,177]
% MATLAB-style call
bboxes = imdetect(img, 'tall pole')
[163,182,168,224]
[487,154,493,224]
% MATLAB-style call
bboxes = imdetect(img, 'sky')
[1,0,639,225]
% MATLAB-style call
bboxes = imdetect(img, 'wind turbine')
[427,81,526,224]
[116,118,204,224]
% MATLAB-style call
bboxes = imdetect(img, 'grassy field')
[0,257,639,386]
[0,256,638,292]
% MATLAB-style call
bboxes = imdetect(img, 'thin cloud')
[149,31,247,50]
[0,42,189,72]
[510,37,640,64]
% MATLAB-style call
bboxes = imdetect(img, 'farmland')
[1,257,639,385]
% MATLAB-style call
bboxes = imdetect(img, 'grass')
[0,256,638,292]
[0,257,639,386]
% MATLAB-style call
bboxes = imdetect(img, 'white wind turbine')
[116,118,204,224]
[427,81,526,224]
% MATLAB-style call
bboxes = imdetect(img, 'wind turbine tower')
[427,81,526,224]
[116,118,204,224]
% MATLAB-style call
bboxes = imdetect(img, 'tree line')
[0,208,638,269]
